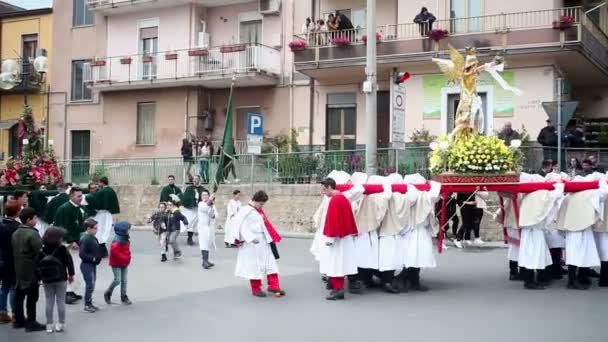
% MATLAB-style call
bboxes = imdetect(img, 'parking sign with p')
[247,113,263,136]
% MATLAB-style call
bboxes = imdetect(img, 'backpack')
[38,248,64,283]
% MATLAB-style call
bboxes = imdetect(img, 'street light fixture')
[0,49,48,105]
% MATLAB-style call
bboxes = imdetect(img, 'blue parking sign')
[247,113,263,136]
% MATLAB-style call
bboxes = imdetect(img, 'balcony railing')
[86,0,155,9]
[294,7,581,47]
[83,44,280,86]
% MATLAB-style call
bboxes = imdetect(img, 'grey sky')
[3,0,52,9]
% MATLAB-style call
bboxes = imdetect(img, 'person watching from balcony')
[181,138,194,183]
[497,122,520,147]
[414,7,436,36]
[327,13,338,31]
[315,19,327,45]
[336,14,354,31]
[302,17,313,34]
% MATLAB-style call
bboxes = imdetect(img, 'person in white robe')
[224,189,243,247]
[594,173,608,287]
[544,172,568,280]
[234,191,284,297]
[517,173,564,290]
[557,173,607,290]
[400,174,440,291]
[379,173,417,293]
[198,190,219,269]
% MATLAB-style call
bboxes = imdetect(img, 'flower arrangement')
[427,28,449,42]
[429,134,522,175]
[0,106,63,188]
[288,40,308,51]
[552,15,575,30]
[361,32,382,44]
[331,36,352,47]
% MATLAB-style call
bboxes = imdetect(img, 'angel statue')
[432,45,523,138]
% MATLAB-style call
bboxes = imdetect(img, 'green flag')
[213,84,236,192]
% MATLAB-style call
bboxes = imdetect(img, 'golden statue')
[432,45,521,139]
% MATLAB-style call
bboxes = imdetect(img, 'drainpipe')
[309,79,314,150]
[185,88,190,138]
[45,84,50,149]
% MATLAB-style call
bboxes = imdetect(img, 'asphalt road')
[3,231,607,342]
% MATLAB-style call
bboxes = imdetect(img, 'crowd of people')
[0,178,130,333]
[180,137,238,184]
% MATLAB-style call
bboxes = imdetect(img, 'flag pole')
[212,75,237,194]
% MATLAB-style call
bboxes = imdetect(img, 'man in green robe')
[28,187,58,237]
[160,175,182,203]
[85,177,120,258]
[180,175,208,245]
[44,183,70,226]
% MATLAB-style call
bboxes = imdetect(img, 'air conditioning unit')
[259,0,280,15]
[198,32,210,49]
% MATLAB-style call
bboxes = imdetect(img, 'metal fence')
[59,146,608,186]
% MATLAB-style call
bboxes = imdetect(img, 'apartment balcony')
[86,0,253,14]
[0,59,45,94]
[83,44,281,92]
[293,7,608,86]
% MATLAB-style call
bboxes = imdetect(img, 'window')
[71,60,92,101]
[326,93,357,150]
[73,0,94,27]
[140,26,158,80]
[22,34,38,60]
[450,0,482,33]
[137,102,156,145]
[240,20,262,44]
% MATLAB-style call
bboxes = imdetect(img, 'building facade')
[48,0,608,164]
[294,0,608,149]
[0,8,53,161]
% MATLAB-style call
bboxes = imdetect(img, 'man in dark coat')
[11,207,44,331]
[537,119,558,163]
[414,7,436,36]
[0,200,21,323]
[159,175,182,203]
[180,175,208,246]
[44,183,70,226]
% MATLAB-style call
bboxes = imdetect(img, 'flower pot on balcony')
[330,37,352,47]
[120,57,132,65]
[188,49,209,56]
[552,15,575,30]
[165,53,178,60]
[90,60,106,67]
[220,44,247,53]
[361,33,382,44]
[142,55,154,63]
[288,40,308,52]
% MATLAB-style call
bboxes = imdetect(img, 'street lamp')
[0,49,48,105]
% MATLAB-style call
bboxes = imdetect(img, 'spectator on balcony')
[414,7,436,36]
[537,119,558,162]
[567,157,583,178]
[315,19,327,45]
[302,17,314,35]
[181,139,194,183]
[327,13,338,32]
[336,13,354,31]
[497,122,520,147]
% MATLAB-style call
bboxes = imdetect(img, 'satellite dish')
[1,59,20,75]
[0,72,17,90]
[34,55,48,74]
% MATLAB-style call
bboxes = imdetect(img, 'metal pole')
[365,0,378,175]
[250,154,255,194]
[557,77,562,171]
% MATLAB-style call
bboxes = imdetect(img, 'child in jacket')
[104,222,132,305]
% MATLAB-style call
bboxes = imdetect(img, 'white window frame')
[70,60,93,102]
[238,12,263,45]
[440,85,494,136]
[73,0,94,27]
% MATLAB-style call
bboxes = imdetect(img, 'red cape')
[323,193,358,238]
[256,208,282,243]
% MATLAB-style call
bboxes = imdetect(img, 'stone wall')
[113,185,505,241]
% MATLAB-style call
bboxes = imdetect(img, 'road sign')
[390,80,406,148]
[247,113,264,136]
[542,101,578,125]
[247,134,263,155]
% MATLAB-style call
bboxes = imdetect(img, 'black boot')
[522,268,544,290]
[599,262,608,287]
[549,248,564,279]
[326,289,345,300]
[347,274,364,294]
[397,269,408,293]
[589,268,601,278]
[380,271,399,294]
[567,265,589,290]
[187,232,194,246]
[359,268,375,289]
[537,268,551,287]
[408,268,428,292]
[201,250,214,269]
[509,261,521,281]
[161,253,167,262]
[578,267,592,286]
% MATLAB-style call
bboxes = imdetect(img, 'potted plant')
[120,57,132,65]
[427,28,449,42]
[330,36,352,47]
[142,55,154,63]
[361,32,382,44]
[90,59,106,67]
[288,40,308,52]
[188,49,209,56]
[552,15,575,30]
[220,44,247,53]
[165,52,178,60]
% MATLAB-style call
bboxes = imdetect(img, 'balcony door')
[71,130,91,184]
[139,26,158,80]
[450,0,483,33]
[239,13,262,72]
